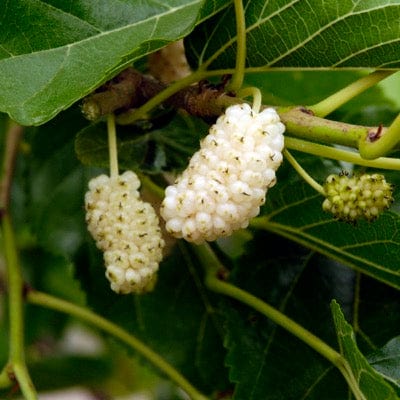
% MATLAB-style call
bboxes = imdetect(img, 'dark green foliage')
[1,1,400,399]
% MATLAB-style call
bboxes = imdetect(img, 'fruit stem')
[107,114,119,178]
[237,86,262,113]
[227,0,247,92]
[309,70,395,117]
[283,149,325,195]
[27,290,209,400]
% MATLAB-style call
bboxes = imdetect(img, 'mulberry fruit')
[160,103,285,243]
[322,173,393,222]
[85,171,165,294]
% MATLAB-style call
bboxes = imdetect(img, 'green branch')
[359,111,400,159]
[1,214,38,400]
[0,120,37,399]
[0,121,23,211]
[278,106,376,148]
[191,243,367,400]
[26,290,209,400]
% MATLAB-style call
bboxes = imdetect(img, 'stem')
[0,121,23,211]
[0,120,37,399]
[85,68,393,155]
[309,70,395,117]
[2,214,38,400]
[192,243,366,400]
[227,0,246,92]
[237,86,262,113]
[26,290,208,400]
[278,106,377,148]
[283,149,325,195]
[285,137,400,170]
[0,365,13,388]
[116,69,209,125]
[107,114,119,178]
[359,111,400,159]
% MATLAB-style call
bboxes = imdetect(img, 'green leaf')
[186,0,400,69]
[222,233,352,399]
[254,176,400,290]
[368,336,400,388]
[74,242,229,394]
[221,232,400,398]
[331,300,399,399]
[0,0,229,126]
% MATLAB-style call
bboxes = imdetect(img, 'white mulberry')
[160,103,285,243]
[85,171,165,294]
[322,173,393,222]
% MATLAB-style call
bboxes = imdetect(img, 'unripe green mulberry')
[85,171,165,294]
[160,103,285,243]
[322,173,393,222]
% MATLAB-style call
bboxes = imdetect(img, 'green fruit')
[322,173,393,222]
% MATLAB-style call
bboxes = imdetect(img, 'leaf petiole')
[192,243,367,400]
[227,0,247,92]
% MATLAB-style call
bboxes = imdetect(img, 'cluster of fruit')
[84,104,394,294]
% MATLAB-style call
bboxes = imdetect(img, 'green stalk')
[107,114,119,178]
[359,111,400,159]
[309,70,395,117]
[278,106,371,148]
[227,0,246,92]
[191,243,366,400]
[2,214,38,400]
[285,137,400,170]
[237,86,262,113]
[116,69,209,125]
[283,149,325,195]
[27,290,209,400]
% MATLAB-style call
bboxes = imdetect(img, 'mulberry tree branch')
[81,68,399,156]
[0,120,38,399]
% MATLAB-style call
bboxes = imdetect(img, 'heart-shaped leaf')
[186,1,400,69]
[253,177,400,290]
